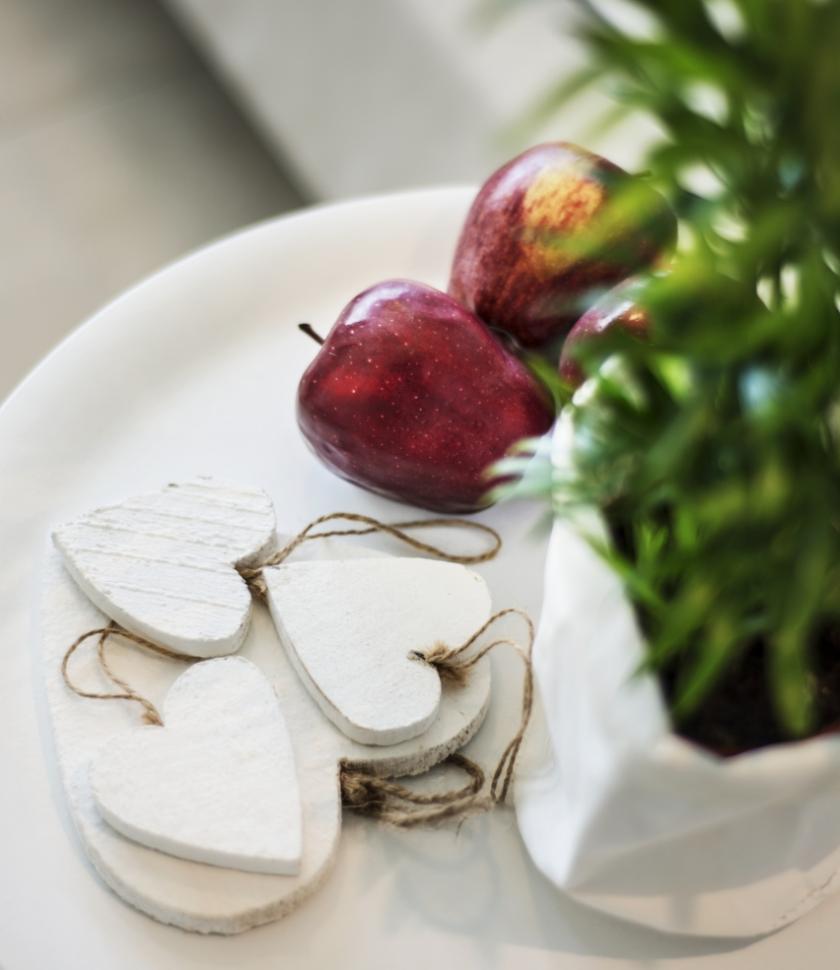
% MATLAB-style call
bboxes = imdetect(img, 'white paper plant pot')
[515,419,840,938]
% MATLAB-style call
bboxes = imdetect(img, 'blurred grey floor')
[0,0,304,401]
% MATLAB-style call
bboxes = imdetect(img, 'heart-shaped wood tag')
[89,656,302,875]
[263,558,492,745]
[53,480,276,657]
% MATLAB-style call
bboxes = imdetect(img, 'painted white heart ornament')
[89,656,302,875]
[52,480,276,657]
[265,558,492,745]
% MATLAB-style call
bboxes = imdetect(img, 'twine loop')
[240,512,502,599]
[61,622,196,726]
[411,608,534,806]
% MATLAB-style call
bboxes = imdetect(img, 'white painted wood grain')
[265,558,492,745]
[52,480,276,657]
[91,656,302,875]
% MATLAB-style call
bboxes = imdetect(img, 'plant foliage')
[526,0,840,736]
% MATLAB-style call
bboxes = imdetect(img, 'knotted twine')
[61,513,534,826]
[341,607,534,826]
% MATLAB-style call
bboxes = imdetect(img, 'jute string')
[239,511,502,599]
[62,622,182,726]
[341,608,534,826]
[61,512,534,825]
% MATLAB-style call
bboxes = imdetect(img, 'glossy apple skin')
[449,142,675,347]
[558,281,650,389]
[297,280,555,513]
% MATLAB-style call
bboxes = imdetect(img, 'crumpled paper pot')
[514,419,840,938]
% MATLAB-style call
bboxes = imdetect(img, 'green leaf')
[505,0,840,743]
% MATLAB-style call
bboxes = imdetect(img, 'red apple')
[297,280,555,512]
[559,281,650,389]
[449,142,675,347]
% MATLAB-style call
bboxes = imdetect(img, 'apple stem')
[298,322,325,346]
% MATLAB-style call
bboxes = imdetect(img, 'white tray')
[2,188,837,968]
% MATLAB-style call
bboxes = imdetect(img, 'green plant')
[513,0,840,739]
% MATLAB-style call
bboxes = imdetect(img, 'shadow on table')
[362,809,762,963]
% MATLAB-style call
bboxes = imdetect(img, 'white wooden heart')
[90,656,302,876]
[52,480,276,658]
[41,534,493,934]
[264,559,492,745]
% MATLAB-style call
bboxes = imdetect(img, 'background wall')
[0,0,302,402]
[167,0,659,199]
